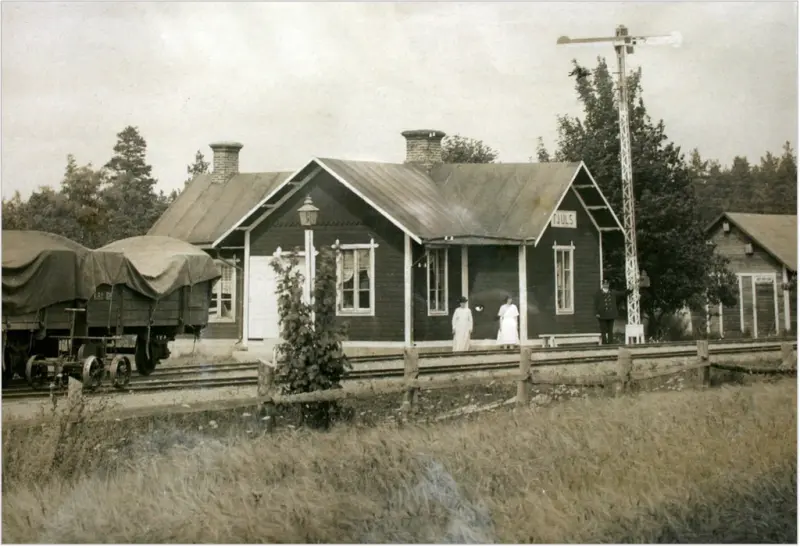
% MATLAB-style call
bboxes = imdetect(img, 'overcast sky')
[2,1,797,199]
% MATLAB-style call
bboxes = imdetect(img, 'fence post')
[401,346,420,415]
[780,342,794,369]
[697,339,710,388]
[258,359,276,432]
[516,347,531,407]
[615,348,633,396]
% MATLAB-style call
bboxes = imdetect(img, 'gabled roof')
[430,162,597,241]
[707,212,797,271]
[220,158,623,246]
[317,158,487,240]
[148,171,292,246]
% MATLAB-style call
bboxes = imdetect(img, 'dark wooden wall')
[249,170,405,341]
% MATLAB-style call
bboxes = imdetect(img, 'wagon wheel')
[76,343,99,362]
[108,355,132,390]
[82,356,104,390]
[25,355,47,389]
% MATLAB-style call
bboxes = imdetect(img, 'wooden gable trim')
[576,161,625,232]
[533,163,623,246]
[212,162,314,248]
[242,167,322,234]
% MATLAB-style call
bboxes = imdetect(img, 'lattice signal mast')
[556,26,681,344]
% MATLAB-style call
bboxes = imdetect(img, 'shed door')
[754,277,777,338]
[248,255,306,340]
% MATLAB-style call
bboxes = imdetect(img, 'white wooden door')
[248,255,305,340]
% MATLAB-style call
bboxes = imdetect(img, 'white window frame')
[426,247,449,316]
[333,239,378,317]
[553,242,575,315]
[209,258,237,323]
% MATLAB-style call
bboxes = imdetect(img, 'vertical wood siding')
[527,189,601,336]
[248,170,405,341]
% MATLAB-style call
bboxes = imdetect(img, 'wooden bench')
[539,333,602,348]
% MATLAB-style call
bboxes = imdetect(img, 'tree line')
[2,57,795,337]
[1,126,210,248]
[689,144,797,222]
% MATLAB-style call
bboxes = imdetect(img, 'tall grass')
[2,380,796,543]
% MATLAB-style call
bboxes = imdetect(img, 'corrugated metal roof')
[315,160,585,242]
[148,172,292,245]
[152,158,620,248]
[430,162,582,240]
[316,158,487,239]
[718,212,797,271]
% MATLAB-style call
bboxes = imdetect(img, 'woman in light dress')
[452,296,473,352]
[496,295,520,348]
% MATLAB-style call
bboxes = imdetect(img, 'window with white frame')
[209,259,236,322]
[554,244,574,315]
[427,248,448,315]
[336,244,376,315]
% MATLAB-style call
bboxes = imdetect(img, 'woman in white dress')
[496,295,520,348]
[452,296,473,352]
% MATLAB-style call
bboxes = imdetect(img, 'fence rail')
[270,336,797,366]
[258,340,797,429]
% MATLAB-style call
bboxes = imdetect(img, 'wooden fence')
[257,340,797,429]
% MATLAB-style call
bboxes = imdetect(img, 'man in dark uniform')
[594,279,625,345]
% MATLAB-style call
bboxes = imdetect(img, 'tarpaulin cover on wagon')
[97,235,221,300]
[2,231,221,315]
[1,231,121,316]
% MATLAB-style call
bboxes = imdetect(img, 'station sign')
[551,210,577,229]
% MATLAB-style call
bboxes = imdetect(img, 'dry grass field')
[2,377,797,543]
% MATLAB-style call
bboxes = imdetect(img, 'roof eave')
[211,166,311,248]
[422,234,531,245]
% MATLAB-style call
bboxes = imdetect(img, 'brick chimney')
[401,130,446,170]
[209,141,243,185]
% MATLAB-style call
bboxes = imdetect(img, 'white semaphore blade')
[638,31,683,48]
[557,31,682,49]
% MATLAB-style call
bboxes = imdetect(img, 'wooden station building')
[149,130,625,351]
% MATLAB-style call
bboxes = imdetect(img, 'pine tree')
[100,126,166,244]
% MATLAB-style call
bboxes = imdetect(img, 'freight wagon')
[2,231,220,388]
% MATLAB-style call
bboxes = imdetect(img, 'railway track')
[2,338,793,401]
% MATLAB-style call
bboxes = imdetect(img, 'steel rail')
[3,341,791,401]
[5,336,784,391]
[3,340,787,395]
